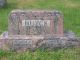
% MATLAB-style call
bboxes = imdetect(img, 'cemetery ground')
[0,0,80,60]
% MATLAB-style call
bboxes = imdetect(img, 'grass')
[0,0,80,60]
[0,47,80,60]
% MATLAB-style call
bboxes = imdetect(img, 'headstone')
[8,10,64,51]
[0,10,80,51]
[0,0,7,7]
[9,10,63,36]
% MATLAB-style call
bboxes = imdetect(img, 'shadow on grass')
[0,1,17,10]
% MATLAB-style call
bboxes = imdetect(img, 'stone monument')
[9,10,63,36]
[0,10,80,51]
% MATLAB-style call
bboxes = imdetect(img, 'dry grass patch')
[63,0,80,8]
[17,0,36,8]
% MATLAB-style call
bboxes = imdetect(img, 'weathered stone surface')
[43,37,80,49]
[0,32,80,51]
[9,10,63,37]
[0,37,8,50]
[0,10,80,51]
[64,30,76,38]
[0,0,7,7]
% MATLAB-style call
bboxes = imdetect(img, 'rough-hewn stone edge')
[8,9,63,20]
[10,9,62,13]
[8,9,63,21]
[0,36,80,51]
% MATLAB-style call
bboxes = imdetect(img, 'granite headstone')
[9,10,63,36]
[0,10,79,51]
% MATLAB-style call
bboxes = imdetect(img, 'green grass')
[0,48,80,60]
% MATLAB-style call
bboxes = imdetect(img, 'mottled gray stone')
[9,39,32,51]
[1,31,8,38]
[9,10,63,36]
[64,30,76,38]
[0,35,80,51]
[37,37,80,49]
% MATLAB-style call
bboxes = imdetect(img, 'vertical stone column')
[56,13,63,36]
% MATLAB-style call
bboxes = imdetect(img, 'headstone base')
[0,34,80,51]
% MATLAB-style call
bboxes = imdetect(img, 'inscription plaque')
[9,10,63,36]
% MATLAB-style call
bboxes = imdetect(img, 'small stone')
[0,31,8,38]
[64,30,76,38]
[0,0,7,7]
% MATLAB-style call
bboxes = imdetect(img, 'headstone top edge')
[10,9,62,14]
